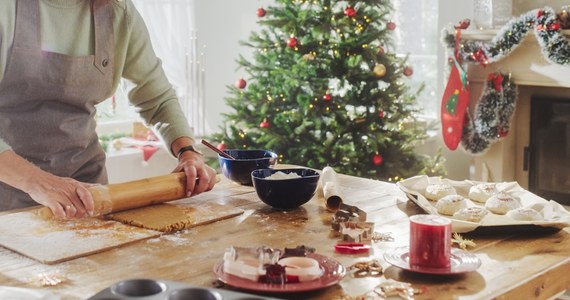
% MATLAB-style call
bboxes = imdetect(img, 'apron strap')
[92,0,114,74]
[13,0,41,49]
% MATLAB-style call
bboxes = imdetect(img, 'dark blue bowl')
[251,168,320,210]
[218,149,278,186]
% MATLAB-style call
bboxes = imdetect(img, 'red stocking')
[440,58,470,150]
[441,28,470,151]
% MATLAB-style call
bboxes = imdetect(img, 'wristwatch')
[176,145,202,158]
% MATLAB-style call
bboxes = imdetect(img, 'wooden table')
[0,169,569,300]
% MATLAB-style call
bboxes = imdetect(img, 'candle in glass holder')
[409,214,452,269]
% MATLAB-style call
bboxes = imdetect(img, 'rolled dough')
[106,201,244,233]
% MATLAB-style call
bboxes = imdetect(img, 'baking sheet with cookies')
[397,175,570,233]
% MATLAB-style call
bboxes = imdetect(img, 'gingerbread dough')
[106,202,244,233]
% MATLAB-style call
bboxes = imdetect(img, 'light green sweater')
[0,0,193,154]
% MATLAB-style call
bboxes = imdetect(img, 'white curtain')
[133,0,206,136]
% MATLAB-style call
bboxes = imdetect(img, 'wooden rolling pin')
[38,172,187,218]
[89,172,187,216]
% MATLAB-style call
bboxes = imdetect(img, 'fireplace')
[527,97,570,204]
[461,30,570,205]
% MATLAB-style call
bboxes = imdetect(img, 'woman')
[0,0,217,218]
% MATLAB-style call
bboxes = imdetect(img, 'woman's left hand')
[173,151,217,197]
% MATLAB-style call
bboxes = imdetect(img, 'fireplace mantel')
[461,29,570,188]
[462,29,570,88]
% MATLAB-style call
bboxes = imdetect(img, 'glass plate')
[384,246,481,275]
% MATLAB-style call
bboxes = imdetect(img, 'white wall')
[194,1,265,135]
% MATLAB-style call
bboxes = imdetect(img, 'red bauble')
[259,118,270,128]
[323,93,332,101]
[257,7,266,17]
[217,142,227,151]
[235,78,247,89]
[549,23,561,31]
[378,111,385,118]
[498,128,509,138]
[403,66,413,77]
[378,46,385,55]
[372,153,383,166]
[344,7,357,18]
[287,36,298,48]
[387,21,396,30]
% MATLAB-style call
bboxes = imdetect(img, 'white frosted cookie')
[453,206,489,223]
[436,195,468,216]
[425,184,456,201]
[506,208,543,221]
[468,183,498,203]
[485,192,521,215]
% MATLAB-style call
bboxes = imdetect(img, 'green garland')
[442,7,570,66]
[461,72,517,155]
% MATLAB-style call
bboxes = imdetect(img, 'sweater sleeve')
[0,138,12,154]
[120,1,194,153]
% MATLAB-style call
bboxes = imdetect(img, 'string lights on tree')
[210,0,446,180]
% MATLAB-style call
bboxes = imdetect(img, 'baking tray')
[87,278,282,300]
[397,175,570,233]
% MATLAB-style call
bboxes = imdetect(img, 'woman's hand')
[0,150,95,219]
[173,150,217,197]
[26,173,96,219]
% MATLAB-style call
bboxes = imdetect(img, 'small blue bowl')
[218,149,278,186]
[251,168,320,210]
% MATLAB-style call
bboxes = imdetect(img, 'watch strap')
[176,145,202,158]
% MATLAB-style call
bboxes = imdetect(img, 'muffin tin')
[397,175,570,233]
[87,278,281,300]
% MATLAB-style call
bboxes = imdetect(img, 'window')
[97,0,205,136]
[392,0,439,118]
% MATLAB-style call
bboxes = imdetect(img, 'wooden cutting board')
[0,200,244,264]
[0,209,161,265]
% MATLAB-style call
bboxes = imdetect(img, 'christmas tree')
[211,0,445,180]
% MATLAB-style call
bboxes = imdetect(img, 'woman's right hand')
[0,150,95,219]
[26,173,96,219]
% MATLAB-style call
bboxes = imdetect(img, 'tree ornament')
[302,53,316,61]
[498,128,509,138]
[217,142,227,151]
[323,93,332,101]
[488,73,503,91]
[378,46,385,55]
[259,118,270,128]
[548,22,561,31]
[403,66,413,77]
[287,36,298,48]
[256,7,266,17]
[372,153,383,166]
[373,63,387,77]
[344,7,357,18]
[470,49,489,66]
[378,110,385,118]
[235,78,247,89]
[386,21,396,30]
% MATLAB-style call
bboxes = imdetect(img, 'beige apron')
[0,0,114,210]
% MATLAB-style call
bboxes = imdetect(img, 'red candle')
[409,214,451,269]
